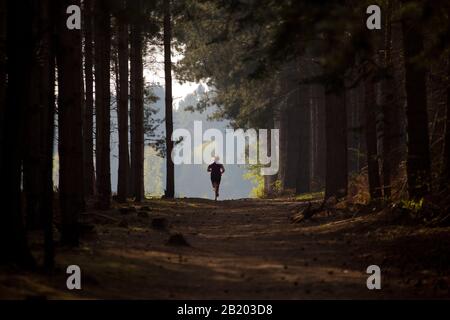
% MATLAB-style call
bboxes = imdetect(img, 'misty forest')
[0,0,450,299]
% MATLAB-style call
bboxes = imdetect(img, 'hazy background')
[52,83,255,200]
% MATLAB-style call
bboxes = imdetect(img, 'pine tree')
[164,0,175,198]
[56,0,85,246]
[325,83,348,199]
[401,4,432,199]
[130,0,145,201]
[83,0,96,198]
[117,0,130,203]
[94,0,112,209]
[364,70,382,200]
[0,0,35,266]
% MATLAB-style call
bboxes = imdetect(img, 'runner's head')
[212,155,220,163]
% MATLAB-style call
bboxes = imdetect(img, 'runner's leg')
[211,181,218,200]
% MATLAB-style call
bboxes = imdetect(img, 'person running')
[207,156,225,201]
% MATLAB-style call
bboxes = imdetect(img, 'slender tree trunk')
[263,142,276,196]
[379,77,395,198]
[130,1,145,201]
[117,1,129,203]
[310,87,316,188]
[129,32,136,198]
[390,2,408,175]
[42,0,56,269]
[263,116,276,196]
[364,74,382,200]
[441,57,450,189]
[357,83,368,171]
[134,20,145,203]
[164,0,175,198]
[284,92,300,191]
[0,0,35,266]
[347,83,363,174]
[378,0,394,198]
[312,84,326,191]
[23,96,42,230]
[94,0,111,209]
[0,0,6,148]
[438,5,450,191]
[401,9,431,199]
[56,0,84,246]
[277,100,288,191]
[83,0,95,197]
[325,85,348,199]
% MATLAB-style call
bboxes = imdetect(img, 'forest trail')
[1,198,449,299]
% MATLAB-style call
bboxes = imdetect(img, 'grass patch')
[295,191,324,201]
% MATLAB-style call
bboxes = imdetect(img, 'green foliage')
[400,198,424,214]
[173,0,390,130]
[243,166,284,198]
[174,0,284,128]
[272,180,282,195]
[243,165,265,198]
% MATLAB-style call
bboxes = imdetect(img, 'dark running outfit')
[208,162,224,184]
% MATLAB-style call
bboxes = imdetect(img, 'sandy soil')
[1,198,449,299]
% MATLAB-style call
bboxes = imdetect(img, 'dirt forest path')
[1,198,449,299]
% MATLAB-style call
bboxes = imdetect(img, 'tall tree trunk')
[401,8,431,199]
[130,0,144,202]
[347,82,364,174]
[41,0,56,268]
[375,0,404,199]
[117,0,129,203]
[442,57,450,189]
[278,62,300,192]
[357,83,368,172]
[296,84,311,194]
[27,0,56,265]
[23,0,49,229]
[129,33,136,198]
[94,0,111,209]
[0,0,6,147]
[325,85,348,199]
[83,0,95,197]
[263,116,276,196]
[378,0,394,198]
[23,97,42,230]
[284,92,300,192]
[390,2,408,175]
[439,5,450,191]
[56,0,84,246]
[311,84,326,191]
[379,78,395,198]
[277,100,288,191]
[164,0,175,198]
[364,73,382,200]
[0,0,35,266]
